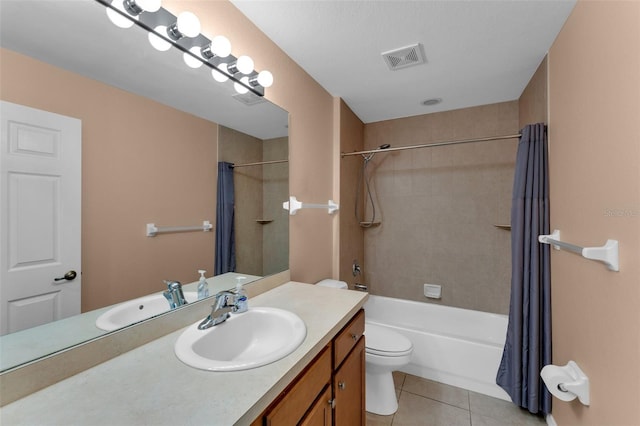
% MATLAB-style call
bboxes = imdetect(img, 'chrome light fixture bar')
[96,0,272,97]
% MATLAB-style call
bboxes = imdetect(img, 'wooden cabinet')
[333,309,365,368]
[333,337,365,426]
[254,309,365,426]
[263,346,332,426]
[300,386,332,426]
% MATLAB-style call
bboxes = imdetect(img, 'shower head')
[362,143,392,161]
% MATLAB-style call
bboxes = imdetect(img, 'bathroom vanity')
[0,282,367,425]
[252,309,365,425]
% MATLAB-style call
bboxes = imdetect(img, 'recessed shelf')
[359,221,381,228]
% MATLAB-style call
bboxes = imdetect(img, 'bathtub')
[363,295,510,401]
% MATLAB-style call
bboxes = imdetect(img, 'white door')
[0,101,81,336]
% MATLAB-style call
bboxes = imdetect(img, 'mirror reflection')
[218,126,289,277]
[0,0,289,372]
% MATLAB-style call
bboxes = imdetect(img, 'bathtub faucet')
[354,283,368,292]
[198,291,237,330]
[352,260,361,277]
[163,280,188,309]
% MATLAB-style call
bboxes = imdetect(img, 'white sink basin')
[174,307,306,371]
[96,292,198,331]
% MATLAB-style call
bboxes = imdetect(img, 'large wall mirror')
[0,0,289,372]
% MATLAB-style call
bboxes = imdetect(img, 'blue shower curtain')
[496,123,551,414]
[214,162,236,275]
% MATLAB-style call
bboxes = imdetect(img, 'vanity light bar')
[96,0,272,97]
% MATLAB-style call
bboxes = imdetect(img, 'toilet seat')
[365,323,413,357]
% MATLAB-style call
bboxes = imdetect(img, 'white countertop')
[0,282,367,425]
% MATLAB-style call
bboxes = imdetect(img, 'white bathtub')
[364,295,510,401]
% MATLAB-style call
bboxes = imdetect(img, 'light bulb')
[183,46,203,69]
[134,0,161,12]
[228,55,254,75]
[176,11,201,38]
[148,26,171,51]
[106,1,135,28]
[211,36,232,58]
[257,70,274,88]
[212,64,230,83]
[234,77,250,94]
[235,55,254,75]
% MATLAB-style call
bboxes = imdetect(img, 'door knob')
[54,270,77,282]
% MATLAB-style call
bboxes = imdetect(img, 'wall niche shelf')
[359,221,381,228]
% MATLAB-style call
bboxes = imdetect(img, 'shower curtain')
[496,123,551,414]
[214,162,236,275]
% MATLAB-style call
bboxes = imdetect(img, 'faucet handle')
[163,280,187,309]
[214,291,237,308]
[163,280,181,290]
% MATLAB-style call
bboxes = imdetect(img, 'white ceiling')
[230,0,576,124]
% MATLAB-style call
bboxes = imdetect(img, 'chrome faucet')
[163,280,188,309]
[198,291,237,330]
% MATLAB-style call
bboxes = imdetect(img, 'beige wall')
[519,57,548,127]
[361,102,518,313]
[338,100,365,287]
[0,48,218,312]
[547,1,640,424]
[164,1,337,283]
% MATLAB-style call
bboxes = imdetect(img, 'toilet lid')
[365,323,413,356]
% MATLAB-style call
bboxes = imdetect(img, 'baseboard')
[546,413,558,426]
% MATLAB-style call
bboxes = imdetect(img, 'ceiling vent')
[232,91,266,106]
[381,43,426,71]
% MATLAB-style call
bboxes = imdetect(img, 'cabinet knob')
[338,381,346,390]
[329,398,336,408]
[350,333,358,341]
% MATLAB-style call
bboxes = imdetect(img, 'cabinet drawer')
[265,345,332,426]
[333,309,364,369]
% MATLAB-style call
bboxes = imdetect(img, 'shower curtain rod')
[231,159,288,168]
[340,133,521,158]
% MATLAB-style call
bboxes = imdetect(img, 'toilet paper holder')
[541,360,590,406]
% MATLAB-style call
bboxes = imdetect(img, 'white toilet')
[316,279,413,415]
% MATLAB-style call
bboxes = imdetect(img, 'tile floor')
[366,372,547,426]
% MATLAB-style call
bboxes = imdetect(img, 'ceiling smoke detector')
[381,43,426,71]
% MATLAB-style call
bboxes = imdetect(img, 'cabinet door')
[333,337,365,426]
[264,345,331,426]
[299,385,332,426]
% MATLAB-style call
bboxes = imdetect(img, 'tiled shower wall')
[219,126,263,275]
[361,101,519,314]
[262,137,289,276]
[218,127,289,277]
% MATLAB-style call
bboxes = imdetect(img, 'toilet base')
[365,370,398,415]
